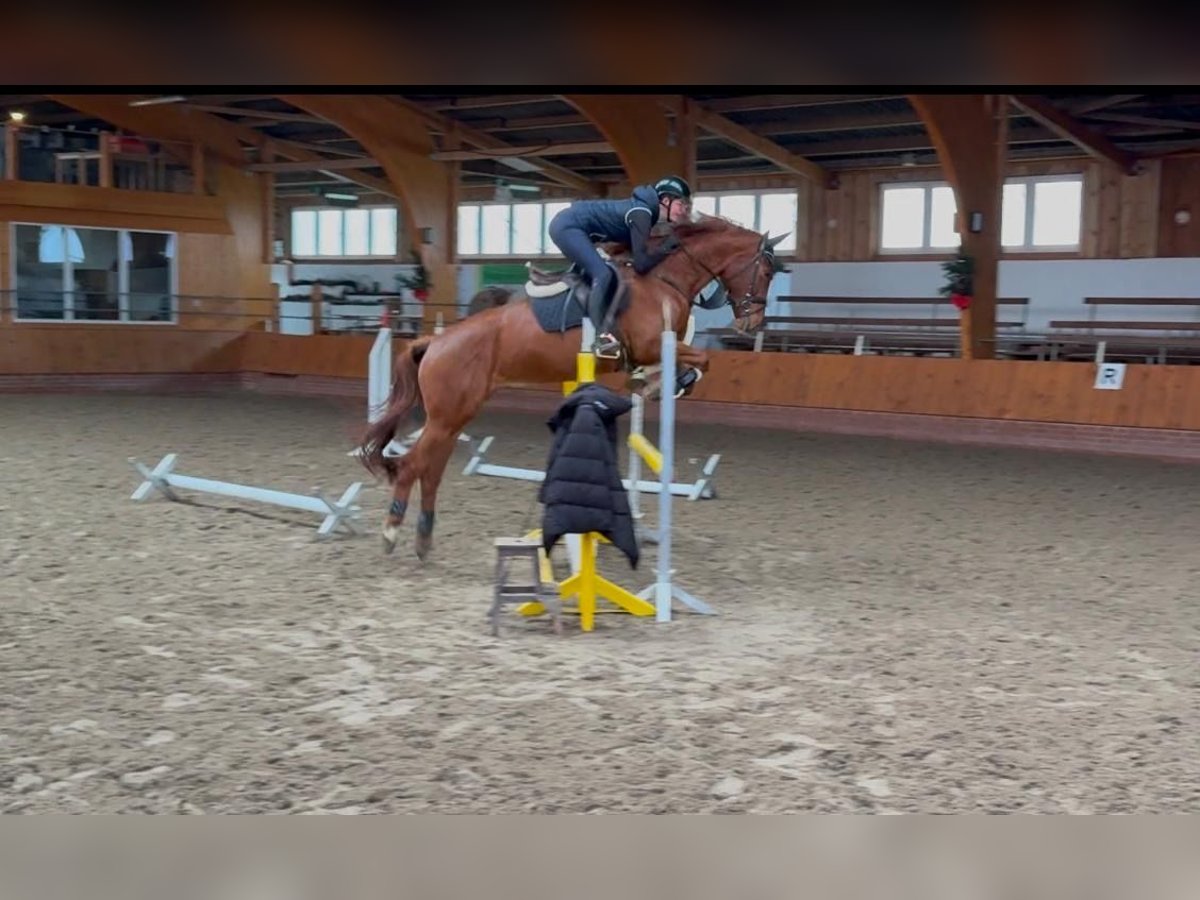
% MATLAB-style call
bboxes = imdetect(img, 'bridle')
[657,229,773,329]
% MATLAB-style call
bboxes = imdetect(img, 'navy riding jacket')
[555,185,667,274]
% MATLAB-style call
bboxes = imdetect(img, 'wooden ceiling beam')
[1083,111,1200,133]
[390,97,598,194]
[248,157,384,173]
[423,94,557,111]
[702,94,903,113]
[479,113,590,133]
[431,140,611,161]
[690,101,830,186]
[184,104,324,125]
[259,138,397,198]
[750,109,924,136]
[1070,94,1142,115]
[1009,94,1142,175]
[784,125,1062,157]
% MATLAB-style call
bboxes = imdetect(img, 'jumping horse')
[358,214,786,558]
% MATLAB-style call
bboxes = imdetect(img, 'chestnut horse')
[359,215,785,558]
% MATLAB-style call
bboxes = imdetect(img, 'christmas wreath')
[939,250,973,311]
[395,250,430,301]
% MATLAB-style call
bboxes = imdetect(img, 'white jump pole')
[636,325,716,622]
[130,453,364,539]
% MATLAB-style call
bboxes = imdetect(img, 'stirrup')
[592,333,622,359]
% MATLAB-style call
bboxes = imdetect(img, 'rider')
[547,175,693,357]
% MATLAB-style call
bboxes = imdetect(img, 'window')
[878,174,1084,253]
[12,223,176,322]
[693,191,798,252]
[289,205,398,257]
[455,192,800,257]
[456,200,574,257]
[879,182,961,250]
[1008,175,1083,249]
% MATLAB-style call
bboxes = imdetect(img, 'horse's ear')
[767,232,789,249]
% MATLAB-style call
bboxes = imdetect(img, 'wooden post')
[309,282,323,335]
[98,131,113,187]
[260,147,274,264]
[192,142,205,195]
[908,94,1006,360]
[4,123,19,180]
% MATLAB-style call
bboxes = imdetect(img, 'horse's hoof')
[415,533,432,560]
[382,522,399,555]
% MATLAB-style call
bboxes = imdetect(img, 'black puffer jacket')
[538,383,639,568]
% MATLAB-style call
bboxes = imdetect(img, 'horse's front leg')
[674,342,709,397]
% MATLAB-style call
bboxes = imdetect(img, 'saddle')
[524,245,614,297]
[527,262,579,287]
[524,261,628,338]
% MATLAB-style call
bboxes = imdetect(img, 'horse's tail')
[359,336,431,482]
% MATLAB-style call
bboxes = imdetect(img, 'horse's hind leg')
[382,454,420,555]
[414,424,459,560]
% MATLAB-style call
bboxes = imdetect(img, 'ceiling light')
[9,111,26,122]
[497,156,540,174]
[128,95,186,107]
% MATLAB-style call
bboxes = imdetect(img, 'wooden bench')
[1050,321,1200,331]
[1045,297,1200,361]
[775,295,1031,309]
[1052,297,1200,332]
[706,296,1030,357]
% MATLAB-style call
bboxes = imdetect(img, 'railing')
[2,123,204,195]
[0,289,459,335]
[6,285,1200,366]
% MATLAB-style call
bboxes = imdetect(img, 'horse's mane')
[663,213,752,241]
[602,213,758,264]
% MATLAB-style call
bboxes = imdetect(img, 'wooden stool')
[491,538,561,636]
[491,538,562,636]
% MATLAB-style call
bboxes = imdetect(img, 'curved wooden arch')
[907,94,1007,360]
[280,95,458,322]
[562,94,694,190]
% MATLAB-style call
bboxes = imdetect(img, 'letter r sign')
[1094,362,1126,390]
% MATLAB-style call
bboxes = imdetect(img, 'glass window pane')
[72,227,120,320]
[880,186,926,249]
[458,205,480,255]
[15,224,66,319]
[370,207,397,256]
[480,204,512,254]
[1002,183,1027,247]
[511,203,543,255]
[542,202,569,254]
[1032,178,1082,246]
[758,192,798,252]
[291,210,316,257]
[344,209,369,256]
[929,186,961,248]
[317,209,342,256]
[127,231,173,322]
[717,194,756,228]
[693,195,718,217]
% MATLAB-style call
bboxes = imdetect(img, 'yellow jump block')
[517,531,652,631]
[627,432,663,474]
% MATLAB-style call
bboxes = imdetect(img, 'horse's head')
[668,215,788,333]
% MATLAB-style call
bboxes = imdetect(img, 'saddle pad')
[529,289,586,333]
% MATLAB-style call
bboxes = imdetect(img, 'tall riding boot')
[586,273,621,358]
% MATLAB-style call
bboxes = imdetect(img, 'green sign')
[479,263,529,285]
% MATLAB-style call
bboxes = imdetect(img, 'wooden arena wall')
[3,329,1199,463]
